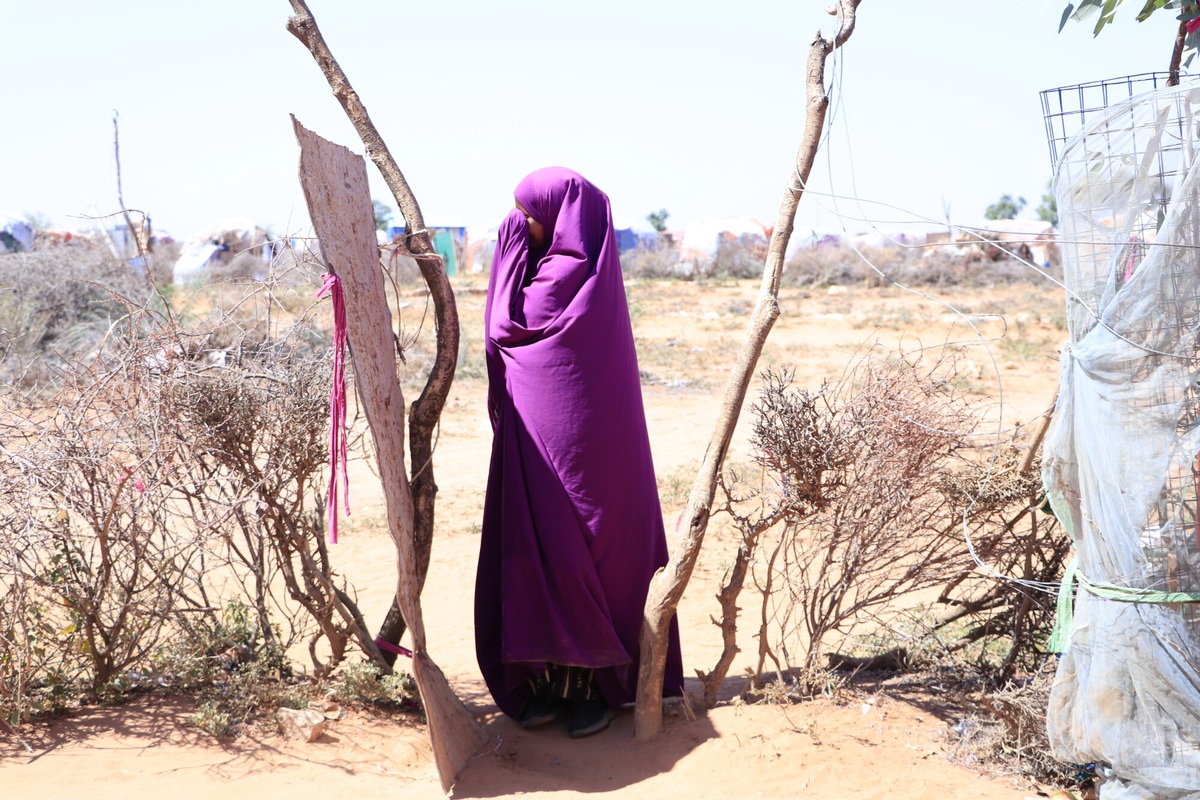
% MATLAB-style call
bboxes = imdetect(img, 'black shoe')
[518,695,560,730]
[567,698,614,738]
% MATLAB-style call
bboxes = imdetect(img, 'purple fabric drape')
[474,167,683,716]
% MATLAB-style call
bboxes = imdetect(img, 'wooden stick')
[635,0,862,739]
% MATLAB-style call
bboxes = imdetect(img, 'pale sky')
[0,1,1185,242]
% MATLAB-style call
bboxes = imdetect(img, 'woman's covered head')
[513,167,611,258]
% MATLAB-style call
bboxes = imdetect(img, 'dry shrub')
[700,347,984,698]
[948,658,1088,790]
[934,446,1069,682]
[621,238,766,281]
[754,351,983,671]
[709,237,768,279]
[0,249,160,392]
[0,251,388,730]
[166,346,377,679]
[700,343,1066,696]
[783,245,884,287]
[694,341,1074,783]
[782,245,1063,289]
[623,241,686,279]
[1,316,214,702]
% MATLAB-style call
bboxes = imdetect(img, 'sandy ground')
[0,278,1066,799]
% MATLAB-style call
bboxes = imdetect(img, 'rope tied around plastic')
[1049,557,1200,654]
[316,271,350,544]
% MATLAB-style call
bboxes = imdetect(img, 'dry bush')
[783,245,882,287]
[933,446,1069,682]
[0,316,212,702]
[711,349,984,688]
[698,345,1068,705]
[709,237,768,280]
[948,658,1088,790]
[694,343,1073,788]
[622,241,686,279]
[0,249,161,393]
[156,251,376,679]
[166,346,376,679]
[782,245,1064,289]
[622,238,767,281]
[768,358,974,665]
[0,250,386,729]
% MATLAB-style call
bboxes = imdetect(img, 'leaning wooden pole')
[634,0,862,739]
[294,119,485,792]
[286,0,458,663]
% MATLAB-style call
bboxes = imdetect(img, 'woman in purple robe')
[475,167,684,738]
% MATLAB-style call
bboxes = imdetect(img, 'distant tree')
[373,199,393,232]
[985,194,1027,221]
[1036,182,1059,227]
[647,208,670,233]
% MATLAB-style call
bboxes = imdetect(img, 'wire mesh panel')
[1041,78,1200,798]
[1041,72,1181,169]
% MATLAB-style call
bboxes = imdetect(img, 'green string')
[1047,559,1078,654]
[1048,557,1200,654]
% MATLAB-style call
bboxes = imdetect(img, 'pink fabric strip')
[316,272,350,544]
[374,637,413,658]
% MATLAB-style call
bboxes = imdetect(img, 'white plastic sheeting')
[1043,83,1200,799]
[172,220,270,284]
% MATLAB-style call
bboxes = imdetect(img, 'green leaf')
[1093,0,1122,33]
[1060,2,1077,31]
[1135,0,1169,22]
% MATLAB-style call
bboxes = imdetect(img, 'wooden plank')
[293,116,486,793]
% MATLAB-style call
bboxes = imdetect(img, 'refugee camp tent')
[0,215,34,253]
[979,218,1057,266]
[465,225,498,273]
[389,222,466,276]
[173,220,272,284]
[677,217,770,262]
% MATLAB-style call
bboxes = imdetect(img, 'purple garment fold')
[475,167,684,717]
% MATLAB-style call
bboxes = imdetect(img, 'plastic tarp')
[172,240,222,282]
[1043,83,1200,799]
[172,220,269,284]
[0,216,34,253]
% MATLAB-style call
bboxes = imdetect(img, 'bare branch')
[285,0,460,661]
[635,0,862,739]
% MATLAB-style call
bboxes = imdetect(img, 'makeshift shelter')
[173,220,272,284]
[1040,74,1200,800]
[677,217,769,262]
[389,223,465,276]
[464,224,498,273]
[611,218,661,255]
[0,215,34,253]
[979,219,1057,267]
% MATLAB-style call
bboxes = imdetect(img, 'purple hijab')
[475,167,683,716]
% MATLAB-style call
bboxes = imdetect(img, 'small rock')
[277,707,327,742]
